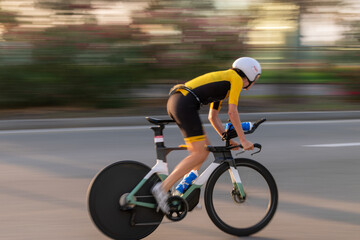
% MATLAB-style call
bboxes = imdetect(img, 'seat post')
[151,125,165,147]
[150,124,168,162]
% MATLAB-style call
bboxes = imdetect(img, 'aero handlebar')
[228,143,262,156]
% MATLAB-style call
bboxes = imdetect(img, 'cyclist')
[152,57,261,213]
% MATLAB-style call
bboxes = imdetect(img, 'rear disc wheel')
[87,160,163,240]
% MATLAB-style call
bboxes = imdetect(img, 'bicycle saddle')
[146,117,176,125]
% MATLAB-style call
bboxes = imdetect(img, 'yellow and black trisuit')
[167,69,243,145]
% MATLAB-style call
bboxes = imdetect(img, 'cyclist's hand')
[229,139,240,150]
[241,139,254,151]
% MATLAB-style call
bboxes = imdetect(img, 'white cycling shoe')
[151,183,170,214]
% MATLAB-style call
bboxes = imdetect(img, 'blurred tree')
[0,0,358,109]
[0,6,19,41]
[0,0,153,108]
[132,0,250,81]
[34,0,93,11]
[0,7,17,27]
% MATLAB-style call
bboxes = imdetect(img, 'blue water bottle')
[241,122,253,131]
[225,122,253,132]
[175,170,198,195]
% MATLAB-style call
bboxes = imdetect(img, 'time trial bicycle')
[87,117,278,240]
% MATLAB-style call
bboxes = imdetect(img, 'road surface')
[0,118,359,239]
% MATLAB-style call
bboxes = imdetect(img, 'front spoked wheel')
[204,158,278,237]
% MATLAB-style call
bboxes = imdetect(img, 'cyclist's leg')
[190,134,210,172]
[152,136,209,213]
[165,92,208,192]
[162,139,209,192]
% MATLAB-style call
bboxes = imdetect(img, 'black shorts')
[167,92,205,144]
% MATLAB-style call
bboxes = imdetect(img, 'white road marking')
[303,143,360,147]
[265,119,360,125]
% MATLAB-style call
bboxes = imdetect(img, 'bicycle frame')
[125,122,246,209]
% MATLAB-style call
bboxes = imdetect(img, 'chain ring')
[166,196,188,222]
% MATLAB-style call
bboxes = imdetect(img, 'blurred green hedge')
[0,64,358,109]
[0,64,150,108]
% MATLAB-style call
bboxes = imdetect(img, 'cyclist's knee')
[188,140,209,159]
[191,148,208,156]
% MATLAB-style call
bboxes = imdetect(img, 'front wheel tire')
[204,158,278,236]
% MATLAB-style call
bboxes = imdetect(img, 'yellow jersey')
[181,69,243,110]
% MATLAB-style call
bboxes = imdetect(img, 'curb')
[0,111,359,131]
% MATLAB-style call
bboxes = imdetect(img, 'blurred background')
[0,2,360,240]
[0,0,359,117]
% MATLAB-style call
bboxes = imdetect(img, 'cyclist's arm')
[228,104,254,150]
[208,107,225,137]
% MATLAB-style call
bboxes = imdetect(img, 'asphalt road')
[0,118,359,240]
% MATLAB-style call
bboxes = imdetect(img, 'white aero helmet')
[232,57,261,83]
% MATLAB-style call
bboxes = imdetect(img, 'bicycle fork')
[228,161,246,200]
